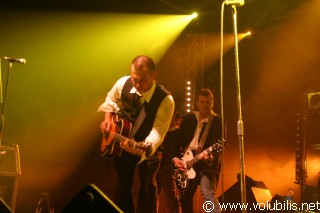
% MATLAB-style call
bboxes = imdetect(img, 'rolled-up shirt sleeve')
[144,95,175,153]
[97,76,130,113]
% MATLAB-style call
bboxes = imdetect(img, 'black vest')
[121,77,170,142]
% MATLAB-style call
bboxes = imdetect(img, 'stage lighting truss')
[295,112,305,184]
[185,81,193,113]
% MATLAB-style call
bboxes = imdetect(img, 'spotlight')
[307,92,320,114]
[185,80,193,113]
[190,12,198,19]
[246,31,251,36]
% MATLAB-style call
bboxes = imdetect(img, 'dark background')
[0,0,320,212]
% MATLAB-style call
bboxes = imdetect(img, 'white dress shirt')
[188,111,209,150]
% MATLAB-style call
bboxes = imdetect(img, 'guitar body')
[174,141,223,192]
[174,149,196,192]
[182,150,196,179]
[100,114,151,163]
[99,115,133,157]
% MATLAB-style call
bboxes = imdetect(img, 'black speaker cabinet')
[0,197,12,213]
[301,185,320,204]
[62,183,123,213]
[0,144,21,212]
[219,175,272,212]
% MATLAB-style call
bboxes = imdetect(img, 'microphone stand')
[0,61,13,146]
[231,5,247,212]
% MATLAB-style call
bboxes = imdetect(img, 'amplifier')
[0,144,21,212]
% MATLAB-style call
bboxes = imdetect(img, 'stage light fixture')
[307,92,320,114]
[191,12,198,19]
[185,81,193,113]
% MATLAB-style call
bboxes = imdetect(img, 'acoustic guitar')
[100,114,151,162]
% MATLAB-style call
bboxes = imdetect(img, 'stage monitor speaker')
[0,197,12,213]
[218,175,272,213]
[0,144,21,212]
[61,183,123,213]
[301,185,320,203]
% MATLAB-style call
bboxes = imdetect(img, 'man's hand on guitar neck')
[200,150,213,160]
[199,149,214,166]
[172,157,187,172]
[120,139,154,157]
[172,149,213,172]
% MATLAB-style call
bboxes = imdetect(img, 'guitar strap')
[196,112,215,154]
[129,104,146,139]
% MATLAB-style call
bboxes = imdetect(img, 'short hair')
[131,55,156,73]
[198,88,214,101]
[173,111,181,121]
[172,111,181,128]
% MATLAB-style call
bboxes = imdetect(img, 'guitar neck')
[186,155,201,169]
[113,133,135,146]
[185,143,220,169]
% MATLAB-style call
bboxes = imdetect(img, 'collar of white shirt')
[193,111,211,124]
[130,81,156,104]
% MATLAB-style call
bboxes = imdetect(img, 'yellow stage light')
[191,12,198,19]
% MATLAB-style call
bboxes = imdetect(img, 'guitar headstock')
[136,142,152,154]
[121,140,152,157]
[141,141,153,156]
[207,139,224,153]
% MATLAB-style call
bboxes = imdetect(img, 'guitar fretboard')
[185,143,221,169]
[113,133,135,146]
[186,156,201,169]
[112,132,147,153]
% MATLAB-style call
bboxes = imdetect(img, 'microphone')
[225,0,245,6]
[1,56,26,64]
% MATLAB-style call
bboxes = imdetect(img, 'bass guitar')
[174,141,223,192]
[99,114,151,162]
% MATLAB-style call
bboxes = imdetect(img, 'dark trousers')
[114,151,160,213]
[179,172,201,213]
[157,164,181,213]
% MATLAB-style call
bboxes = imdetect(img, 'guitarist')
[172,89,224,213]
[98,55,175,213]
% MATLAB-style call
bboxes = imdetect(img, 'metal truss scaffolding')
[185,34,206,113]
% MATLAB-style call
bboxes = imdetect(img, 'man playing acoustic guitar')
[172,89,224,213]
[98,55,175,213]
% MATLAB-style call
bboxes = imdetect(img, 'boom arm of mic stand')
[231,5,247,213]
